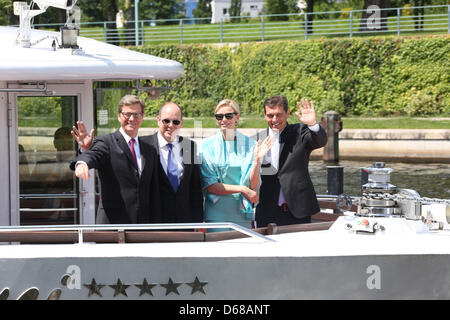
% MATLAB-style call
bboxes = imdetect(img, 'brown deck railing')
[0,198,348,244]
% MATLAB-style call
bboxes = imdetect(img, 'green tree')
[193,0,212,23]
[139,0,184,20]
[229,0,242,17]
[75,0,106,22]
[100,0,120,44]
[306,0,314,33]
[286,0,303,13]
[412,0,432,30]
[264,0,289,20]
[229,0,242,22]
[0,0,16,25]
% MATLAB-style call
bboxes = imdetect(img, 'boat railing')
[0,222,276,244]
[0,221,335,244]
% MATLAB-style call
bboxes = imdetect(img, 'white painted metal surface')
[0,217,449,300]
[0,26,183,81]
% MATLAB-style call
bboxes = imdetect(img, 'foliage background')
[130,35,449,117]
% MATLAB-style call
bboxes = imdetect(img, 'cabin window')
[17,96,79,225]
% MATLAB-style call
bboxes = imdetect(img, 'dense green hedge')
[130,35,449,117]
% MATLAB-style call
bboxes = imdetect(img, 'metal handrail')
[0,82,52,94]
[317,194,360,200]
[20,193,78,199]
[0,222,276,244]
[6,4,448,45]
[19,208,78,212]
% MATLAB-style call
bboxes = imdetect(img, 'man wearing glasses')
[70,95,160,224]
[142,102,204,224]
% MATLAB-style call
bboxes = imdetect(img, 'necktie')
[129,138,138,170]
[167,143,179,192]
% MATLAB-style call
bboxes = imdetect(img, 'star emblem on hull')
[0,288,9,300]
[160,278,182,296]
[135,278,157,296]
[186,276,208,295]
[109,279,130,297]
[83,278,105,297]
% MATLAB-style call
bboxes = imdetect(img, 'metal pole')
[103,21,107,42]
[349,11,353,38]
[304,12,308,40]
[141,20,144,45]
[320,111,342,163]
[135,0,139,46]
[327,166,344,195]
[448,5,450,34]
[220,18,223,43]
[261,15,264,41]
[397,8,401,37]
[180,19,183,44]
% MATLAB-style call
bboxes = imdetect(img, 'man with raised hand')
[70,95,160,224]
[255,95,327,227]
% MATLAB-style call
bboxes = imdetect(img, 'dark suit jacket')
[70,130,160,224]
[142,133,204,223]
[254,123,327,225]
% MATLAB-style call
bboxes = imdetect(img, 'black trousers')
[256,206,311,228]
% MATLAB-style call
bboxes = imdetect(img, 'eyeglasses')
[162,118,181,126]
[215,113,237,121]
[121,112,143,119]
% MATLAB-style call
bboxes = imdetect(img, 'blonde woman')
[200,99,274,230]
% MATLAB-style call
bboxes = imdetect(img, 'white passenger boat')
[0,1,449,302]
[0,189,449,301]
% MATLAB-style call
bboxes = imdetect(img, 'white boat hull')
[1,217,450,300]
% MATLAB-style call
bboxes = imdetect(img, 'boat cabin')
[0,25,183,227]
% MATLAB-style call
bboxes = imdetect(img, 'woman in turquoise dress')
[200,99,274,230]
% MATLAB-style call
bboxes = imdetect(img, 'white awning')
[0,26,183,81]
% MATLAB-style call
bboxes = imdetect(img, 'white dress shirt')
[265,123,320,206]
[157,132,184,184]
[119,127,142,176]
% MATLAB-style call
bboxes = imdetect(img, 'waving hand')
[71,121,94,151]
[295,98,317,126]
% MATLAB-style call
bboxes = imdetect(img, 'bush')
[404,89,443,116]
[130,35,450,117]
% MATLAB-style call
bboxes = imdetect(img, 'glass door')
[17,96,79,225]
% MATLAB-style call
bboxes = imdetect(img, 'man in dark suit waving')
[141,102,203,223]
[70,95,159,224]
[255,95,327,227]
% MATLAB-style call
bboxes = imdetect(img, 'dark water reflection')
[309,160,450,199]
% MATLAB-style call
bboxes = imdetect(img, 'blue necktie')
[167,143,179,192]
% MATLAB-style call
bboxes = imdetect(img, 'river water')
[309,160,450,200]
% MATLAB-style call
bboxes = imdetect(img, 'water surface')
[309,160,450,200]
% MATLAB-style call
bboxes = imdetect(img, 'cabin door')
[8,83,95,226]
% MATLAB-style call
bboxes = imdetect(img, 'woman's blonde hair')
[215,99,240,114]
